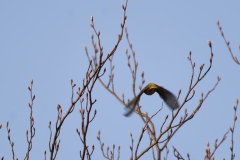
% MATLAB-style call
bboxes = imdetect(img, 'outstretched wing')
[155,85,179,110]
[124,85,148,117]
[124,83,179,116]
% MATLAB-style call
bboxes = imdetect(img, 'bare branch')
[173,146,184,160]
[25,79,36,160]
[216,20,240,65]
[96,130,119,160]
[229,98,238,160]
[6,122,16,160]
[136,41,218,159]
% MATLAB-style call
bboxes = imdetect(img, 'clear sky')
[0,1,240,160]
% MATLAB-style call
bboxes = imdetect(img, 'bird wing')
[124,85,148,117]
[155,85,179,110]
[124,84,179,116]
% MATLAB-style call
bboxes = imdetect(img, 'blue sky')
[0,1,240,159]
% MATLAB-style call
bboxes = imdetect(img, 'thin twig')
[229,98,238,160]
[216,20,240,65]
[25,79,36,160]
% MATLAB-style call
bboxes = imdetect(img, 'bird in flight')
[124,83,179,116]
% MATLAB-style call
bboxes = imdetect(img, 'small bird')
[124,83,179,116]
